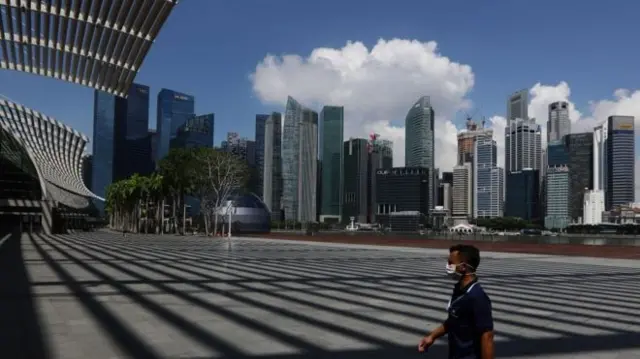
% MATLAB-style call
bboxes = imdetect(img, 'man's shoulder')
[469,282,491,301]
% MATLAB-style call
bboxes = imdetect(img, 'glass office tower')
[282,96,318,223]
[254,114,270,198]
[605,116,635,209]
[92,91,117,212]
[156,89,195,163]
[114,83,152,180]
[92,83,151,214]
[171,114,214,149]
[320,106,344,222]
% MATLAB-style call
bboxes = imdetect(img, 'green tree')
[158,148,198,234]
[197,150,249,236]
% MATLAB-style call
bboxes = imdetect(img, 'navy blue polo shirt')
[443,278,493,359]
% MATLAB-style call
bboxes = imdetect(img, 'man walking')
[418,244,494,359]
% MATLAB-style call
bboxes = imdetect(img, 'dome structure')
[216,192,271,234]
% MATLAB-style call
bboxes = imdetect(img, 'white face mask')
[445,263,462,280]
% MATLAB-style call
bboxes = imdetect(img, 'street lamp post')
[228,205,232,238]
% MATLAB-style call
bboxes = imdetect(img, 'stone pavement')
[0,232,639,359]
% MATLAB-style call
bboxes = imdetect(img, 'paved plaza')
[1,232,640,359]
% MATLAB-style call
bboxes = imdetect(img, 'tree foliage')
[104,147,249,236]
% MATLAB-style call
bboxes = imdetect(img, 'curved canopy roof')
[0,97,101,208]
[0,0,177,97]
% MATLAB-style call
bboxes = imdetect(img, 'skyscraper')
[282,97,318,222]
[473,138,503,218]
[584,123,608,224]
[405,96,434,168]
[566,133,593,222]
[505,169,539,220]
[364,134,394,223]
[507,89,528,121]
[92,91,117,207]
[255,114,270,198]
[156,89,195,162]
[545,165,570,229]
[319,106,344,222]
[171,114,214,149]
[263,113,283,220]
[452,163,472,218]
[457,120,493,165]
[113,83,152,181]
[504,118,542,172]
[547,101,571,143]
[343,138,369,223]
[405,96,435,213]
[605,116,635,209]
[92,83,152,211]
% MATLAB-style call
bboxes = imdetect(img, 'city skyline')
[2,0,640,199]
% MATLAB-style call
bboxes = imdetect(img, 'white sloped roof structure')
[0,0,177,97]
[0,97,101,208]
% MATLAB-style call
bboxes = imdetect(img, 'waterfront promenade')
[1,232,639,358]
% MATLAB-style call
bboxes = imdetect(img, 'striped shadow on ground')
[2,232,639,359]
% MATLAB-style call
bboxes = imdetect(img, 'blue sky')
[1,0,639,156]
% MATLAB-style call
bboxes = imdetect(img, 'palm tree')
[159,148,198,235]
[148,172,166,234]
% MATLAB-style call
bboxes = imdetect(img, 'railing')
[270,229,640,246]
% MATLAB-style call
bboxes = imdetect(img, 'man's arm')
[473,294,495,359]
[427,322,447,340]
[480,331,494,359]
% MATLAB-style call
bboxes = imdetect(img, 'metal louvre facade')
[0,0,177,97]
[0,98,100,209]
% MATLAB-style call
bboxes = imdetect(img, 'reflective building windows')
[320,106,344,220]
[92,91,116,210]
[282,97,318,222]
[156,89,195,162]
[606,116,635,209]
[171,114,214,149]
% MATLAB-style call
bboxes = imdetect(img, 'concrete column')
[41,201,53,235]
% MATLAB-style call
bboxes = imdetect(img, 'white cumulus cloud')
[250,39,474,170]
[250,39,640,198]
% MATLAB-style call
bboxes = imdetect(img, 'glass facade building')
[547,139,569,167]
[155,89,195,163]
[405,96,434,168]
[92,83,152,214]
[405,96,435,214]
[505,169,539,220]
[343,138,369,224]
[92,91,117,212]
[376,167,431,213]
[566,133,593,222]
[605,116,635,209]
[505,118,542,172]
[547,101,571,143]
[171,114,214,149]
[114,83,152,181]
[282,97,318,223]
[545,166,570,229]
[473,138,502,218]
[262,113,283,220]
[254,114,269,198]
[320,106,344,221]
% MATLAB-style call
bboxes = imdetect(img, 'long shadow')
[27,233,164,359]
[62,234,640,355]
[0,229,50,359]
[70,234,639,334]
[36,233,640,358]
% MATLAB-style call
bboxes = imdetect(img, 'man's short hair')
[449,244,481,270]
